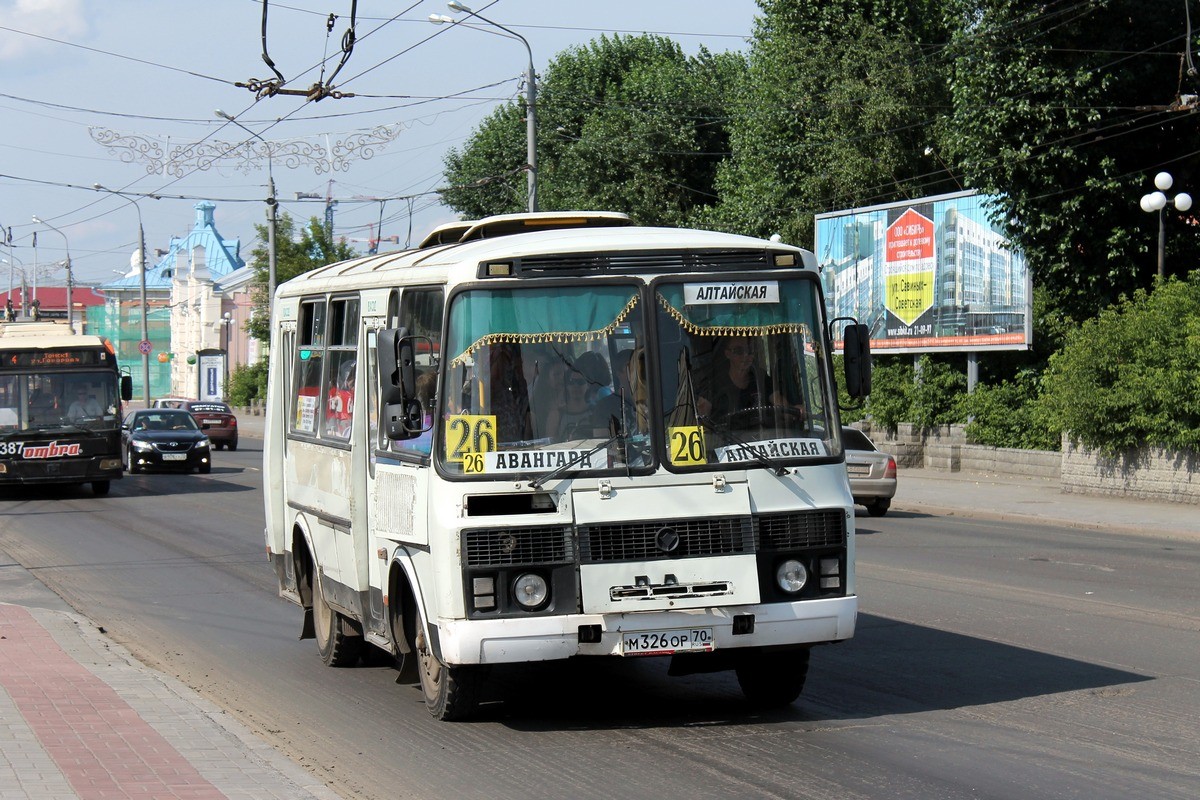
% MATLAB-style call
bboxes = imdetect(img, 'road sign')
[138,340,153,355]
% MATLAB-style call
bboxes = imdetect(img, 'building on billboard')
[815,191,1031,354]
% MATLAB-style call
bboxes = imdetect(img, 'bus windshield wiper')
[528,417,624,490]
[698,414,788,476]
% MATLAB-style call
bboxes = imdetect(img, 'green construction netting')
[86,304,173,399]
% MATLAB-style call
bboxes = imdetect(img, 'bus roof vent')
[461,211,633,242]
[491,248,773,278]
[417,220,476,249]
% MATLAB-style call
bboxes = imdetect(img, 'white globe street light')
[1139,171,1192,279]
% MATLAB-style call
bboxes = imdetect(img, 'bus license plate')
[162,453,187,461]
[621,628,714,656]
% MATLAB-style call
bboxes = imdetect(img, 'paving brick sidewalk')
[0,566,338,800]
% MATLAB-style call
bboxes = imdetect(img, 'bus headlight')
[512,573,549,610]
[775,559,808,594]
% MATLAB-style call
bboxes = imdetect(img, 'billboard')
[815,191,1031,353]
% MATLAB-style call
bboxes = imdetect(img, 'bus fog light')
[776,559,808,594]
[512,573,548,609]
[100,458,122,470]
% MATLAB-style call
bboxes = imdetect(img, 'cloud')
[0,0,88,61]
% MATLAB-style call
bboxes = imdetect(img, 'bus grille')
[578,517,754,563]
[755,510,846,550]
[462,526,573,567]
[515,249,771,276]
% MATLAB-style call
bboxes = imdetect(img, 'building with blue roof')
[94,202,259,401]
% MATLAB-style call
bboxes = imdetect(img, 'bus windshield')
[441,283,645,477]
[0,371,122,433]
[652,275,838,469]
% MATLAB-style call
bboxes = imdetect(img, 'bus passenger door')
[364,287,443,637]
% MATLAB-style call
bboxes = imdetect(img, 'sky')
[0,0,761,289]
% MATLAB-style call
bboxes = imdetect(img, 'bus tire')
[91,480,111,496]
[415,609,481,721]
[735,648,810,709]
[313,573,363,667]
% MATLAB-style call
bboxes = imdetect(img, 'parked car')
[180,400,239,450]
[842,426,897,516]
[122,409,212,474]
[151,398,238,450]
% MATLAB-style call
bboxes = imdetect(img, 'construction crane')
[347,224,399,255]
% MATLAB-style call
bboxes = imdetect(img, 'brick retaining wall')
[853,422,1198,504]
[1062,440,1200,505]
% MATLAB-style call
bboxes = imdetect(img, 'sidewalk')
[893,467,1198,540]
[0,544,338,800]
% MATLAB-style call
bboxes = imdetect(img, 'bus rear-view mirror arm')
[377,328,424,440]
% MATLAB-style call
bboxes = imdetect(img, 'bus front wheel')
[735,648,811,708]
[415,609,481,721]
[91,480,111,496]
[313,574,363,667]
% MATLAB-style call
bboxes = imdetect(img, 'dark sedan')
[122,409,212,474]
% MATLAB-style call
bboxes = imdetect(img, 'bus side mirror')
[843,323,872,398]
[376,328,422,440]
[120,375,133,401]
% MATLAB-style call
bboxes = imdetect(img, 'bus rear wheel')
[313,574,363,667]
[415,609,481,721]
[735,648,811,709]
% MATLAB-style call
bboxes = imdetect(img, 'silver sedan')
[842,426,897,516]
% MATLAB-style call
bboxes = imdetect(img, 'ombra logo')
[22,441,82,459]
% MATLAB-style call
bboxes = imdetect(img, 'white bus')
[263,212,872,720]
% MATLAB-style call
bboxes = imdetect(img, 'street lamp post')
[432,2,537,212]
[221,311,233,396]
[1139,172,1193,280]
[93,185,152,406]
[30,217,73,334]
[215,110,278,310]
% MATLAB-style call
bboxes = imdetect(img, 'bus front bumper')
[0,456,124,484]
[436,595,857,666]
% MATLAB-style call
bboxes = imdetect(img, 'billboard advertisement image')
[816,191,1031,353]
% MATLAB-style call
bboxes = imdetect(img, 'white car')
[842,426,897,516]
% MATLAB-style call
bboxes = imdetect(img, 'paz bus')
[0,320,133,495]
[263,212,872,719]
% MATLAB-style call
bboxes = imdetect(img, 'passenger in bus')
[486,342,533,443]
[593,348,643,434]
[409,370,438,455]
[529,350,567,439]
[696,338,773,422]
[67,388,103,420]
[547,352,611,440]
[326,360,355,437]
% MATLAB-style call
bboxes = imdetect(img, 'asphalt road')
[1,441,1198,800]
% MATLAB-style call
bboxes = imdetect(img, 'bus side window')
[291,299,326,434]
[391,287,444,457]
[323,297,360,441]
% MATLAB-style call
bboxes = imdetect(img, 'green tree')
[942,0,1200,322]
[699,0,956,246]
[246,213,359,341]
[441,34,746,225]
[1039,272,1200,455]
